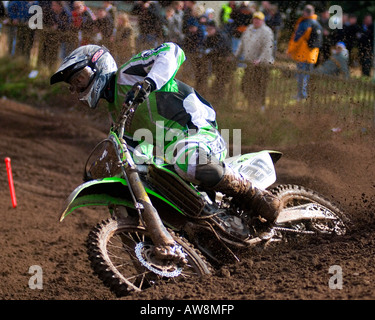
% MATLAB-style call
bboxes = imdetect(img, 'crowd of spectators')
[317,8,374,77]
[0,1,374,101]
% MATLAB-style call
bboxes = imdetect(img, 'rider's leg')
[172,143,281,225]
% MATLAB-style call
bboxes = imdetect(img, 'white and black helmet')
[50,45,117,109]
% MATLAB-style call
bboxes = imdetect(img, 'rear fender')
[59,177,183,221]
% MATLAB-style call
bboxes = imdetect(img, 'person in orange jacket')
[287,4,322,100]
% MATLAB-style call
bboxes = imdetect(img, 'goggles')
[68,66,95,94]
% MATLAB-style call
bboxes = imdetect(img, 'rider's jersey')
[108,42,226,163]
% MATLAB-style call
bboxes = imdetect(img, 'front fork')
[118,137,176,249]
[114,100,186,264]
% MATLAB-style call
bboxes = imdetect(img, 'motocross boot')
[211,165,282,233]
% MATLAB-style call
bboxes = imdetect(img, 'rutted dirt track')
[0,98,374,301]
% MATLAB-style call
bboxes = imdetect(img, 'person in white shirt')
[235,11,274,111]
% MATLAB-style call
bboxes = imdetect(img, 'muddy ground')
[0,97,374,303]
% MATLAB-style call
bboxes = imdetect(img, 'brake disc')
[134,242,182,278]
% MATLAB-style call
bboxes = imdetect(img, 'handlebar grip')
[123,84,142,108]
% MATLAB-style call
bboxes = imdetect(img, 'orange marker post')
[5,157,17,208]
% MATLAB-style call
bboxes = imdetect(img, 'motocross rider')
[50,43,282,262]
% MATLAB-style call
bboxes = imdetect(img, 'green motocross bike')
[59,97,350,297]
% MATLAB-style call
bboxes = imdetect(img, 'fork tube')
[119,139,175,247]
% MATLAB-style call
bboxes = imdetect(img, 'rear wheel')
[271,184,349,236]
[87,217,211,296]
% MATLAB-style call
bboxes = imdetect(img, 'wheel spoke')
[87,219,210,296]
[272,184,348,236]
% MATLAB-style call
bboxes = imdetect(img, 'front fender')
[59,177,133,221]
[59,177,183,221]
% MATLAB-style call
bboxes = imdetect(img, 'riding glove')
[125,77,156,105]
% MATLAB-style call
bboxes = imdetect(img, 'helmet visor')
[68,66,95,94]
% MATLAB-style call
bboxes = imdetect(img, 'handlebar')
[124,84,142,109]
[115,85,142,139]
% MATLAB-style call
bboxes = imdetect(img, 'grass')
[0,56,83,112]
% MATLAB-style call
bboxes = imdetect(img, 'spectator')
[52,1,73,59]
[230,1,255,54]
[162,6,174,40]
[182,1,196,35]
[113,12,135,63]
[184,5,206,51]
[220,1,236,26]
[357,14,374,77]
[60,1,76,56]
[202,20,234,101]
[181,13,205,87]
[220,1,237,39]
[132,1,164,52]
[319,9,335,64]
[65,1,75,12]
[38,1,72,68]
[37,0,56,65]
[205,8,216,25]
[333,13,349,44]
[314,42,350,79]
[4,1,20,57]
[169,1,185,46]
[6,1,37,58]
[263,3,283,57]
[95,8,114,50]
[71,1,96,47]
[0,1,6,20]
[287,4,322,101]
[235,11,274,111]
[261,1,270,18]
[194,4,208,36]
[341,14,361,67]
[101,1,117,51]
[103,1,117,26]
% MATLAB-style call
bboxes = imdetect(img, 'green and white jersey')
[108,42,226,164]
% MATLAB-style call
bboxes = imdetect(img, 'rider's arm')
[145,42,186,90]
[118,42,186,91]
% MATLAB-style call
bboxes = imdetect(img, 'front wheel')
[87,217,211,297]
[271,184,350,236]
